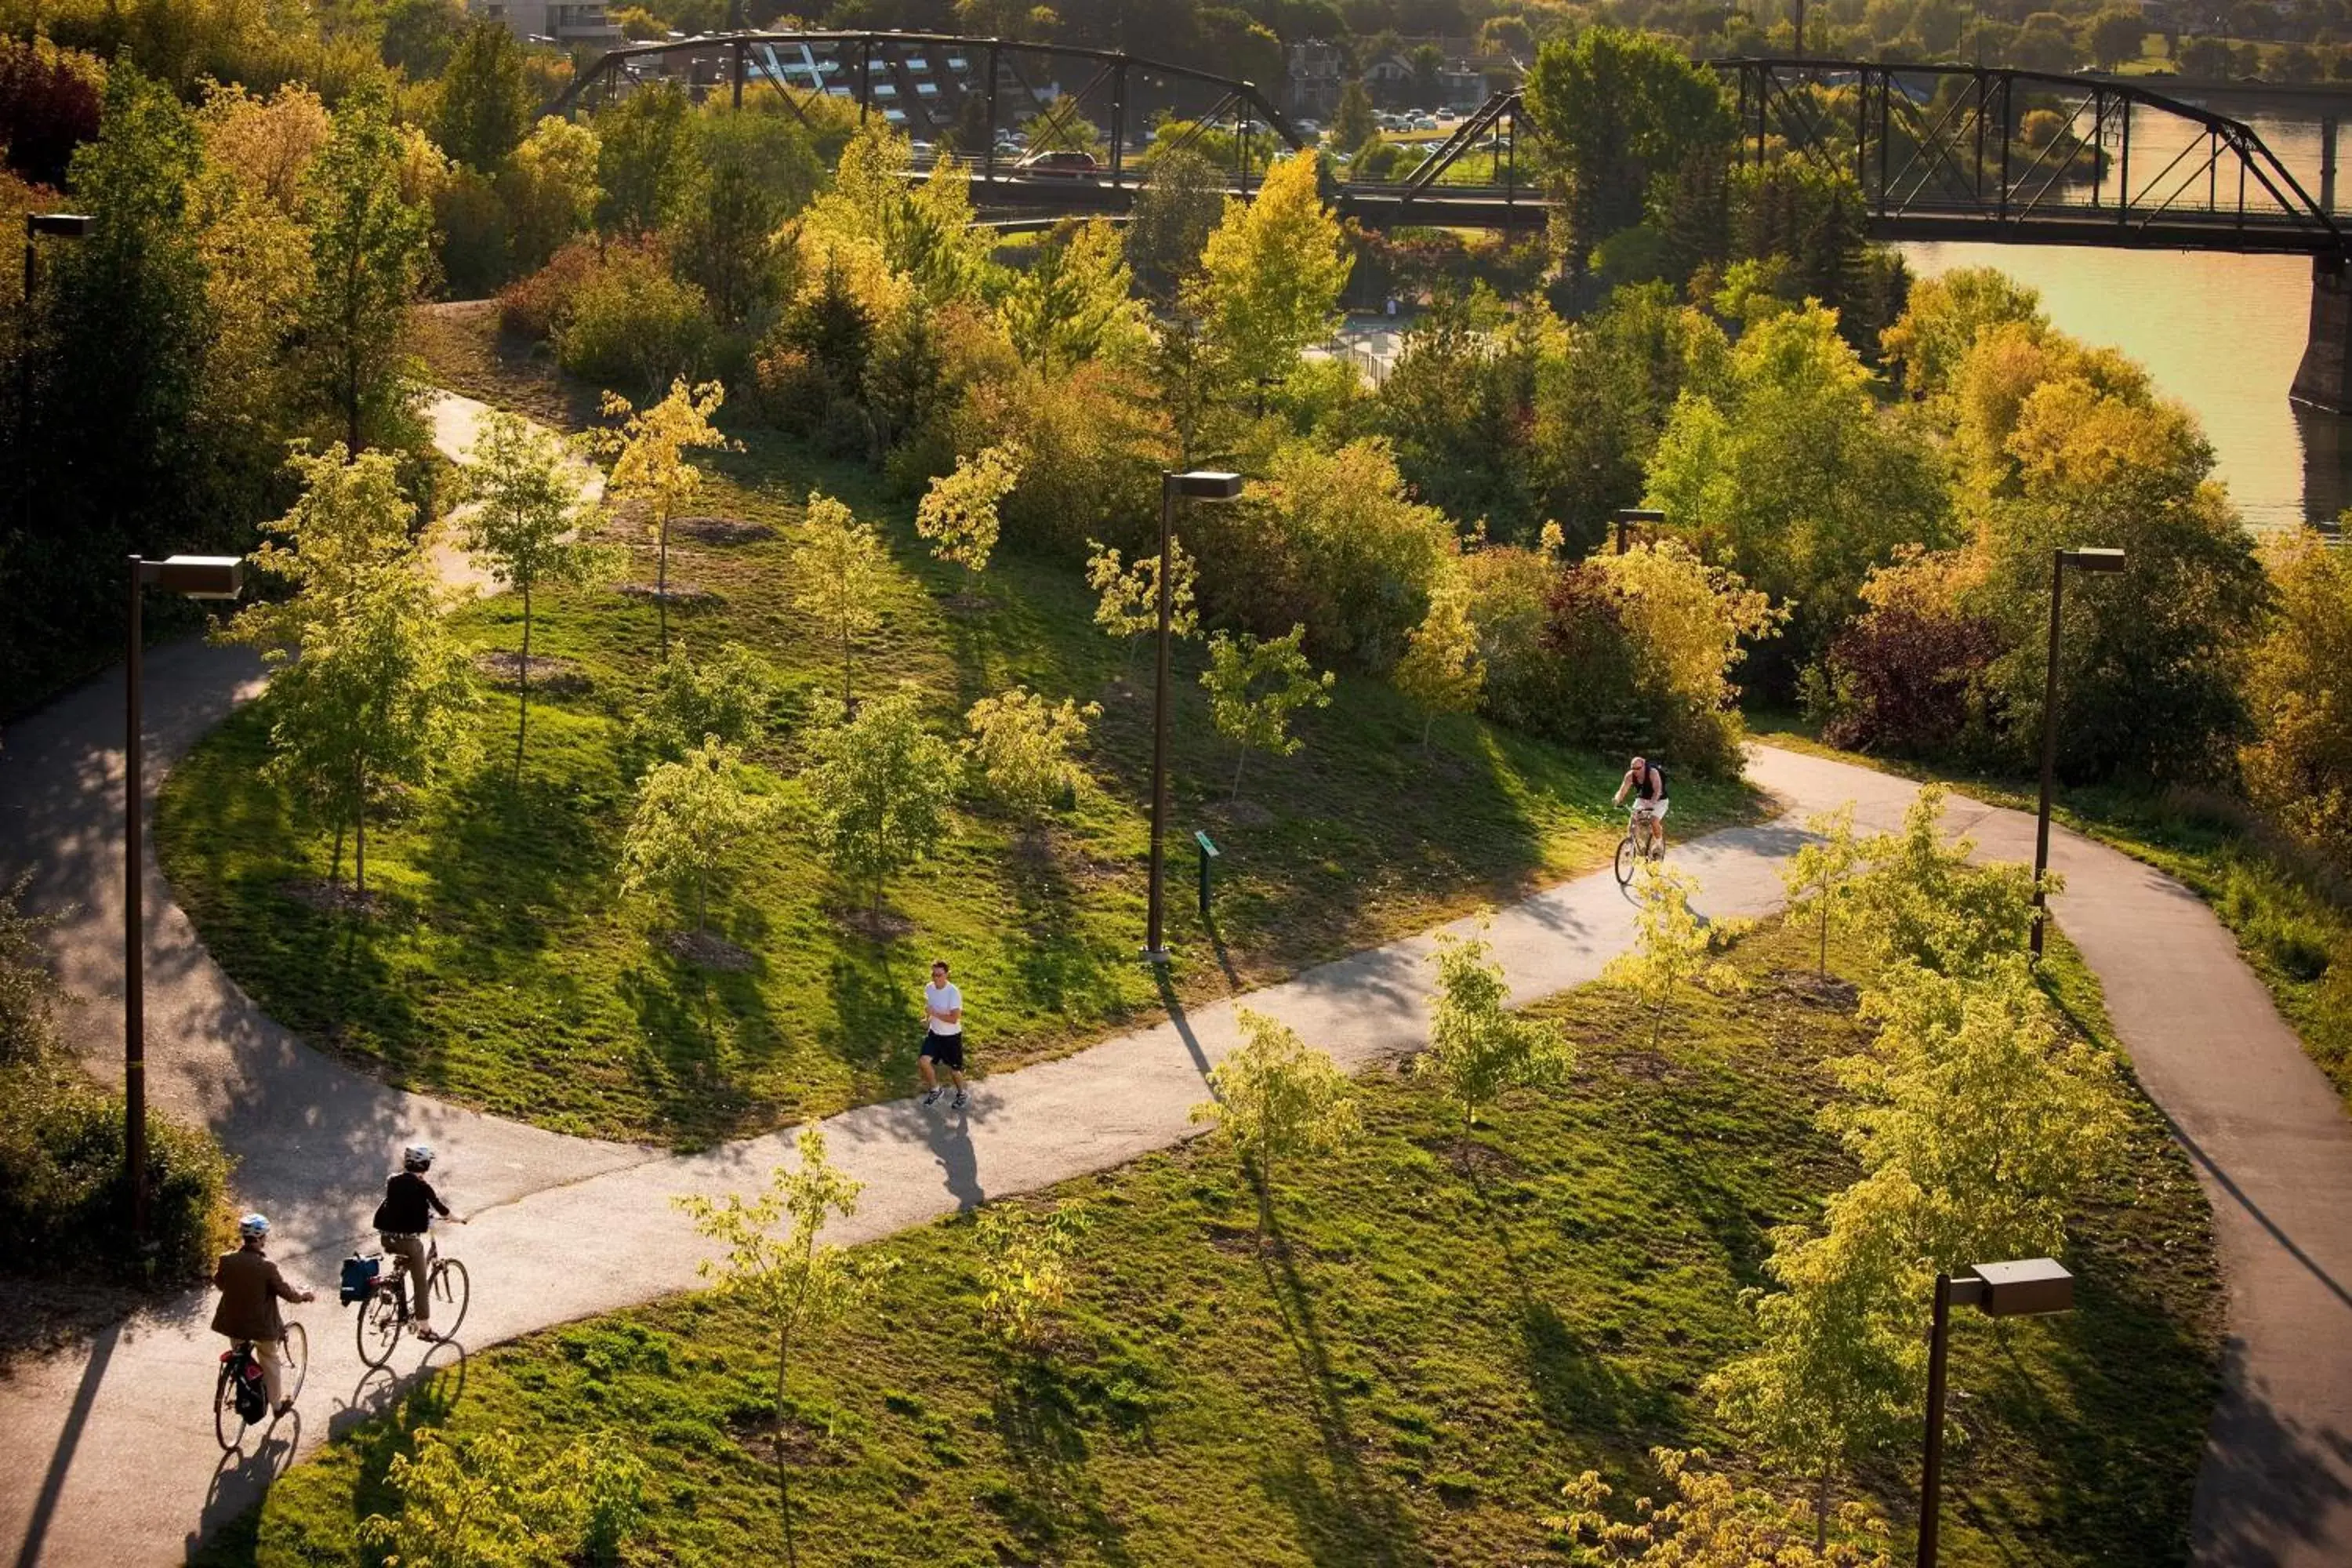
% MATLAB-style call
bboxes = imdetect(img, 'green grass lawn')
[193,918,2220,1568]
[1752,718,2352,1112]
[154,317,1756,1146]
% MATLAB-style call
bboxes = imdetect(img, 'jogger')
[920,959,967,1110]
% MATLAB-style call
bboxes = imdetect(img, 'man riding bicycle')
[1613,754,1669,855]
[373,1142,466,1342]
[211,1213,313,1417]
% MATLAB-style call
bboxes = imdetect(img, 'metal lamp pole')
[123,555,244,1240]
[2031,546,2125,959]
[1613,506,1664,556]
[1145,470,1243,962]
[1918,1258,2076,1566]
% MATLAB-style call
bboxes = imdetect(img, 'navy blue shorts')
[920,1030,965,1071]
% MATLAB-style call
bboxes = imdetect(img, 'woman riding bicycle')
[373,1142,466,1343]
[211,1213,313,1417]
[1613,754,1668,855]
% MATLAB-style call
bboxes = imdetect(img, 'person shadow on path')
[928,1104,985,1213]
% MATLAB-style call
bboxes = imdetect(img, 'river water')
[1900,104,2347,532]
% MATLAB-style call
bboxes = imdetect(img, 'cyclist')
[210,1213,313,1417]
[372,1143,466,1342]
[1612,754,1669,856]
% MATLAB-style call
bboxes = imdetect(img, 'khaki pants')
[383,1232,431,1324]
[249,1336,285,1407]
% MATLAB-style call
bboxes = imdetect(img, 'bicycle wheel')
[356,1283,404,1370]
[1614,835,1636,887]
[278,1322,308,1410]
[430,1258,470,1339]
[214,1356,245,1452]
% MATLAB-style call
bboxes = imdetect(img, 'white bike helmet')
[401,1143,434,1173]
[238,1213,270,1240]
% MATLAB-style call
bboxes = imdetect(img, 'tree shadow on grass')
[615,906,786,1145]
[826,935,918,1106]
[983,1356,1137,1566]
[1004,825,1125,1022]
[1254,1228,1431,1568]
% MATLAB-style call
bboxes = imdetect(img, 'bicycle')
[355,1234,470,1369]
[215,1324,307,1451]
[1613,803,1665,887]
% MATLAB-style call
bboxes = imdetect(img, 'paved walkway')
[0,402,2345,1563]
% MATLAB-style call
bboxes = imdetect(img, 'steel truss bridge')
[555,36,2342,256]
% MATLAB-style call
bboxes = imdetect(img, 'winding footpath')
[1,400,2348,1565]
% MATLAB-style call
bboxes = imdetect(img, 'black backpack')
[231,1349,268,1421]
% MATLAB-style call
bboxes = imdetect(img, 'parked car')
[1016,148,1102,178]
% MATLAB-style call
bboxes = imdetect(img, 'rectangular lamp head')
[1613,507,1667,524]
[1963,1258,2074,1317]
[27,212,95,238]
[141,555,245,601]
[1171,470,1245,501]
[2060,547,2127,573]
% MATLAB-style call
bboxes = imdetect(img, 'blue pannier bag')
[339,1254,380,1305]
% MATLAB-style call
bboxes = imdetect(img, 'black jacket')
[372,1171,450,1233]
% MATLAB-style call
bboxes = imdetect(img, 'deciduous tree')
[1392,578,1486,746]
[301,88,432,455]
[791,491,891,706]
[597,378,734,660]
[1783,804,1864,978]
[433,18,532,172]
[915,442,1022,589]
[1086,535,1198,674]
[1200,624,1335,800]
[1190,1008,1359,1240]
[963,686,1099,825]
[619,737,771,936]
[1416,924,1570,1139]
[1603,862,1745,1049]
[1001,216,1148,372]
[1187,150,1352,394]
[675,1129,892,1551]
[802,687,956,917]
[360,1427,648,1568]
[632,642,781,760]
[974,1199,1089,1352]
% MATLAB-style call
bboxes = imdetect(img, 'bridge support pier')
[2294,257,2352,415]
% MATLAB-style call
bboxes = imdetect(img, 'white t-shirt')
[924,982,963,1036]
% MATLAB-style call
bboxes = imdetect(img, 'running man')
[211,1213,313,1417]
[920,959,967,1110]
[1612,754,1669,855]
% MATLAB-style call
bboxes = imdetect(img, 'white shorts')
[1632,798,1669,820]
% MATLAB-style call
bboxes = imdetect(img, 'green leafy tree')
[1603,862,1745,1049]
[1190,1008,1359,1240]
[1125,146,1227,298]
[458,411,612,770]
[1551,1447,1893,1565]
[1878,267,2046,401]
[1416,924,1570,1138]
[359,1426,648,1568]
[1393,577,1486,746]
[597,379,735,660]
[2087,9,2154,70]
[1783,804,1864,978]
[593,82,696,237]
[1001,217,1149,372]
[974,1200,1090,1352]
[227,447,474,896]
[433,19,532,172]
[963,686,1099,826]
[301,89,433,454]
[380,0,465,78]
[802,687,957,917]
[502,115,602,275]
[668,111,822,329]
[675,1129,892,1552]
[1200,624,1336,800]
[791,491,891,706]
[1086,535,1198,675]
[631,643,780,760]
[1187,150,1352,394]
[1330,78,1377,153]
[1522,27,1733,270]
[2241,526,2352,866]
[619,737,771,937]
[1845,786,2042,981]
[915,443,1022,588]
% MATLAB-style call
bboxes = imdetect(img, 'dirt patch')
[280,879,384,917]
[1211,797,1275,829]
[1425,1135,1526,1179]
[470,651,591,694]
[940,588,991,614]
[669,516,773,545]
[829,905,917,942]
[615,582,721,605]
[661,930,756,971]
[732,1414,844,1468]
[1770,968,1860,1010]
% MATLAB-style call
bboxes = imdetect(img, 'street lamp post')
[2031,546,2126,959]
[1613,506,1664,555]
[124,555,244,1240]
[18,212,93,529]
[1145,470,1243,963]
[1918,1258,2075,1566]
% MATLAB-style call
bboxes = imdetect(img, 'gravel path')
[0,399,2344,1565]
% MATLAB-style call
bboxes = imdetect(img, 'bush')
[1813,546,2004,759]
[2241,527,2352,871]
[1460,543,1566,732]
[553,241,714,394]
[498,235,603,339]
[0,40,103,186]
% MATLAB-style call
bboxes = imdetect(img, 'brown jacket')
[210,1247,299,1341]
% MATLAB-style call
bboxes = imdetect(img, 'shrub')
[2241,527,2352,870]
[0,40,103,185]
[1459,543,1566,734]
[554,241,714,394]
[1812,546,2004,759]
[499,235,608,340]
